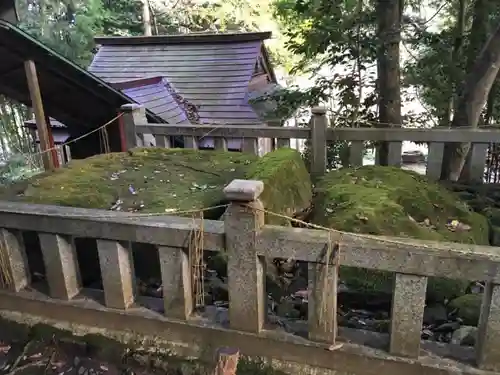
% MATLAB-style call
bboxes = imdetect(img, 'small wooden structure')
[89,32,280,153]
[0,19,165,168]
[24,118,72,166]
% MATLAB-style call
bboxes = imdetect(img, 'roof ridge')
[94,31,272,46]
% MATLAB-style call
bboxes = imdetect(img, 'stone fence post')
[119,104,146,151]
[223,179,266,333]
[310,106,328,180]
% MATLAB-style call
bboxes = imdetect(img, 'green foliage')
[403,0,500,126]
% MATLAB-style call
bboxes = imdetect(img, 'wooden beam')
[24,60,54,170]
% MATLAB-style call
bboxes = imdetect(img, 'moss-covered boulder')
[0,147,311,219]
[448,294,482,326]
[246,148,312,225]
[311,166,490,302]
[0,147,312,290]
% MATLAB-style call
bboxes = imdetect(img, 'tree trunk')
[456,0,490,181]
[142,0,152,36]
[440,0,467,128]
[376,0,402,165]
[443,21,500,181]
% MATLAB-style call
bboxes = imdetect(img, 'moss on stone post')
[223,179,266,333]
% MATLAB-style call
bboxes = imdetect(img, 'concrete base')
[0,287,495,375]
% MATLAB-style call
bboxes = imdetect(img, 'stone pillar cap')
[223,179,264,201]
[120,103,143,112]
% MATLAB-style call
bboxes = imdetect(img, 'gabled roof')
[89,31,274,124]
[0,19,164,157]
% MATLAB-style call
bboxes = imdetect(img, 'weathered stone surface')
[451,326,477,346]
[97,240,135,309]
[158,246,192,320]
[38,233,81,300]
[223,180,264,202]
[225,194,265,333]
[0,228,30,291]
[390,273,427,358]
[477,283,500,371]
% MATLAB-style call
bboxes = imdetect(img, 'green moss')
[0,148,257,217]
[0,147,312,225]
[245,148,312,225]
[0,148,312,224]
[312,166,490,301]
[448,294,482,326]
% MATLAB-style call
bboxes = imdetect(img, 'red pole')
[45,118,60,168]
[118,111,127,152]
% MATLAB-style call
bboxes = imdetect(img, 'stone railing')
[1,180,500,375]
[120,104,500,182]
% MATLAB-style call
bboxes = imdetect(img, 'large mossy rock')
[0,147,312,289]
[311,166,490,302]
[0,147,312,219]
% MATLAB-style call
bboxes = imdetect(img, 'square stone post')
[242,138,259,155]
[158,246,193,320]
[120,104,146,151]
[97,240,135,309]
[223,179,266,333]
[310,106,328,180]
[476,282,500,371]
[0,228,30,291]
[155,135,171,148]
[308,242,339,344]
[389,273,427,357]
[39,233,81,300]
[349,141,364,167]
[468,143,488,183]
[214,137,228,151]
[426,142,444,181]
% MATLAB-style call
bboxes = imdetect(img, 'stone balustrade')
[121,104,500,183]
[0,179,500,375]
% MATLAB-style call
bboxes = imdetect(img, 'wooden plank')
[95,31,270,45]
[24,60,54,170]
[90,54,258,63]
[90,66,255,75]
[94,46,259,55]
[91,60,255,68]
[93,74,253,84]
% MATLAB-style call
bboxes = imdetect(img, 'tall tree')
[376,0,403,165]
[443,22,500,180]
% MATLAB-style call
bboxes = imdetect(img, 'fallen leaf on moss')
[446,219,471,232]
[355,213,368,222]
